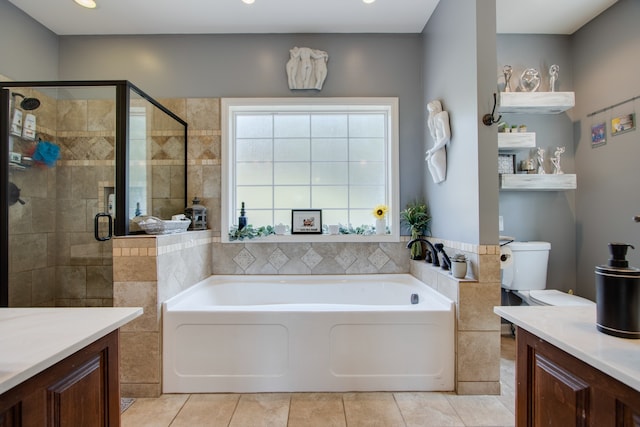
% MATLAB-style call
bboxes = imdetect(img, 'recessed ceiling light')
[242,0,255,4]
[74,0,97,8]
[363,0,375,3]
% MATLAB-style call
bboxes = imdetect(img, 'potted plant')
[400,199,431,259]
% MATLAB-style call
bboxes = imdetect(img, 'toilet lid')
[529,289,595,306]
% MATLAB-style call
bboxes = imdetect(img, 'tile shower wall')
[8,90,114,307]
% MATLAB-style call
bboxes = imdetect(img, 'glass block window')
[222,98,399,241]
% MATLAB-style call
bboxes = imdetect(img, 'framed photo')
[611,113,636,136]
[498,154,516,175]
[291,209,322,234]
[591,122,606,147]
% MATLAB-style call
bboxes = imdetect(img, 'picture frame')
[291,209,322,234]
[591,122,606,147]
[498,154,516,175]
[611,113,635,136]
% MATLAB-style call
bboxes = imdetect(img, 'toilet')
[501,241,594,307]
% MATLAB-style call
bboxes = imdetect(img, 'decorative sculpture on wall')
[425,100,451,184]
[286,47,329,90]
[551,146,565,174]
[549,64,559,92]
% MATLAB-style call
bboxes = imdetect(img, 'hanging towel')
[32,141,60,167]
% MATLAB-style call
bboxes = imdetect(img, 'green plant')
[400,199,431,259]
[228,224,275,241]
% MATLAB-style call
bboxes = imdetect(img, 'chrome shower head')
[12,92,41,110]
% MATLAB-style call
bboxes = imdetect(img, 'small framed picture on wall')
[611,113,636,136]
[591,122,606,147]
[291,210,322,234]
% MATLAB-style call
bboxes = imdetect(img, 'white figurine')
[503,65,513,92]
[549,64,559,92]
[425,100,451,184]
[551,146,565,174]
[286,46,328,90]
[537,147,546,174]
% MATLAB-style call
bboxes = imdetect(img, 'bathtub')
[162,274,454,393]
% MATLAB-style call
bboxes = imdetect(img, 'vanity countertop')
[494,305,640,392]
[0,307,142,394]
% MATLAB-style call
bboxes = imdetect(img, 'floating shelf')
[498,92,575,114]
[498,132,536,149]
[501,174,577,191]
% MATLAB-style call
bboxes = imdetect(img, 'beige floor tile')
[229,393,290,427]
[288,393,346,427]
[170,394,240,426]
[343,392,405,427]
[445,395,515,427]
[394,392,464,427]
[121,394,188,427]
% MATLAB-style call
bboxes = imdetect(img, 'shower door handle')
[94,212,113,241]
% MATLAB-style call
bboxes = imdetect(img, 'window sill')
[223,233,400,244]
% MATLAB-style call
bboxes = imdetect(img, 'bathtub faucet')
[406,238,439,267]
[434,243,451,271]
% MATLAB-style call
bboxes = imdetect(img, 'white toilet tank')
[501,241,551,291]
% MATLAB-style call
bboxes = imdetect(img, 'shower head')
[12,92,41,110]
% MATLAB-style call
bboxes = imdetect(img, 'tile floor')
[122,335,516,427]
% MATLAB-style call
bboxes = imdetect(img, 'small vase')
[375,218,386,235]
[451,260,467,279]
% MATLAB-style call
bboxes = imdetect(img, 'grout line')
[227,394,242,427]
[168,394,191,426]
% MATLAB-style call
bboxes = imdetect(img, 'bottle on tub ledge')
[238,202,247,230]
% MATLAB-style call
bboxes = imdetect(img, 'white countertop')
[0,307,142,395]
[494,305,640,392]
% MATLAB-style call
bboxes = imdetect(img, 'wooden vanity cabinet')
[0,330,120,427]
[516,328,640,426]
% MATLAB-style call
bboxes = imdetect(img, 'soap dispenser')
[595,243,640,339]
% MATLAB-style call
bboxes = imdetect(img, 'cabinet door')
[47,355,105,426]
[532,354,590,426]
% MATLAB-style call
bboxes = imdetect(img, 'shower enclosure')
[1,81,187,307]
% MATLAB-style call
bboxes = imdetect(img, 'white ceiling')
[8,0,617,36]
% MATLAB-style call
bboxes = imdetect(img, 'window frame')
[221,97,399,243]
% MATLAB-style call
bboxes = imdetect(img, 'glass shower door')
[2,85,117,307]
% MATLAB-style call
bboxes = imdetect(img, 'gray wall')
[57,33,425,224]
[0,0,58,81]
[572,0,640,300]
[497,35,577,293]
[422,0,498,245]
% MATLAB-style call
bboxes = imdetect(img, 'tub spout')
[434,243,451,271]
[406,238,439,267]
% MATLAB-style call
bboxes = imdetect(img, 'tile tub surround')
[113,230,214,398]
[411,239,502,395]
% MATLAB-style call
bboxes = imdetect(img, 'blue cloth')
[33,141,60,167]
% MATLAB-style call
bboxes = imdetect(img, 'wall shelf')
[498,132,536,149]
[498,92,575,114]
[501,174,577,191]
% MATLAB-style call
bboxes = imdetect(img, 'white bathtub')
[162,274,455,393]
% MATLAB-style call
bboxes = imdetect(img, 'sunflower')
[372,204,388,220]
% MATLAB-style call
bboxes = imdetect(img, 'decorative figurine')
[551,146,565,174]
[549,64,559,92]
[503,65,513,92]
[520,68,541,92]
[425,100,451,184]
[537,147,546,174]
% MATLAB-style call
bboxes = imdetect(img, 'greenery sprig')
[228,224,275,241]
